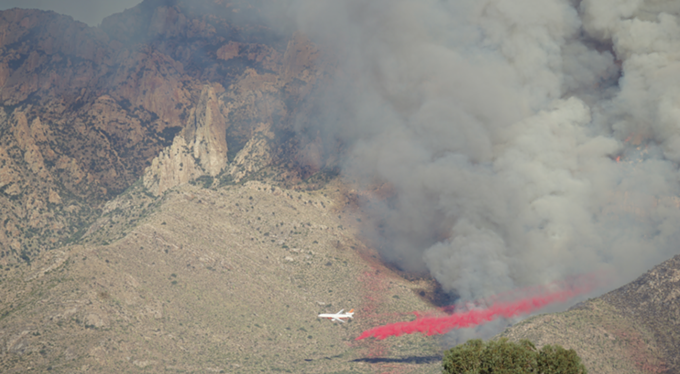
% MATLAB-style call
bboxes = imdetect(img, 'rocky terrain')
[499,255,680,374]
[0,176,443,373]
[0,2,451,372]
[3,1,680,374]
[0,0,328,263]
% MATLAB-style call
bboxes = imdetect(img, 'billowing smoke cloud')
[280,0,680,312]
[26,0,678,342]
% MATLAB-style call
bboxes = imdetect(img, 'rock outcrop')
[143,32,327,195]
[143,84,229,195]
[0,1,328,262]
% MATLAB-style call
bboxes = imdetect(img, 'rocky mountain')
[499,254,680,374]
[4,1,680,374]
[0,0,327,264]
[0,2,446,373]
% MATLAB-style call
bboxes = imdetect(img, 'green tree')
[442,338,587,374]
[537,344,587,374]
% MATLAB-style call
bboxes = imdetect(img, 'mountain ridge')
[0,2,327,263]
[2,1,680,373]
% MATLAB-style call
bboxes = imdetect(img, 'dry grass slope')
[499,255,680,374]
[0,178,443,373]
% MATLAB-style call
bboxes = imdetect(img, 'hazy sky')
[0,0,142,26]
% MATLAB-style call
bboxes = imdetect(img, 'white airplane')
[318,309,354,323]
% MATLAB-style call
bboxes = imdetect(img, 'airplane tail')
[348,309,354,318]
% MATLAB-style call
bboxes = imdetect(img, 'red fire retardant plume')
[356,276,599,340]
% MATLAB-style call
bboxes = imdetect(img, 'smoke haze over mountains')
[7,0,680,327]
[278,0,680,306]
[0,0,141,26]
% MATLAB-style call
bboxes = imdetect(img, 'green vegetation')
[442,338,587,374]
[190,175,214,188]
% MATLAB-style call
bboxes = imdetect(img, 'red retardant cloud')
[356,274,601,340]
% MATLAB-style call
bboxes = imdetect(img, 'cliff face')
[143,32,324,195]
[0,1,327,263]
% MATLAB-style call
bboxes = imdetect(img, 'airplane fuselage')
[318,309,354,323]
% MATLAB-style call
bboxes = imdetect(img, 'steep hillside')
[0,3,447,372]
[0,0,328,263]
[499,255,680,374]
[10,1,680,374]
[0,176,443,373]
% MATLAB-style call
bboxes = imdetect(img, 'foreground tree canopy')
[442,338,587,374]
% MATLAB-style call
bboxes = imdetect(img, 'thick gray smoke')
[283,0,680,310]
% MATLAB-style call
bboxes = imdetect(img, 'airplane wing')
[332,318,346,323]
[337,309,344,314]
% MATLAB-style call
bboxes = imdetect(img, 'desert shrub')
[442,338,586,374]
[537,344,587,374]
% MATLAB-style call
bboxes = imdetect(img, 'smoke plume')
[280,0,680,310]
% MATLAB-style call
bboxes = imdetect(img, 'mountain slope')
[0,4,447,372]
[0,177,443,373]
[0,0,327,263]
[499,254,680,374]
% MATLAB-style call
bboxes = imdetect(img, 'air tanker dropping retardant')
[318,309,354,323]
